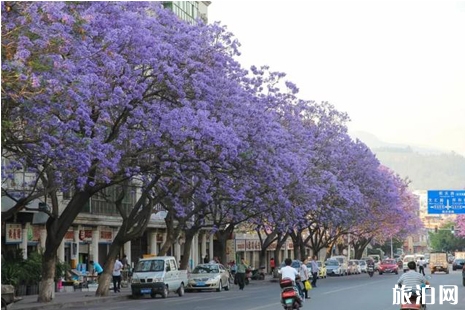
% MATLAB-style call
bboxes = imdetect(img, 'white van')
[402,254,424,272]
[131,256,188,298]
[330,256,348,275]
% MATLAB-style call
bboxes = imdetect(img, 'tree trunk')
[95,240,121,296]
[38,191,91,302]
[215,225,234,265]
[38,251,56,302]
[353,237,372,259]
[95,180,161,296]
[180,231,196,270]
[158,212,183,256]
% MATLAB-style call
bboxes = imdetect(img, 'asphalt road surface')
[69,269,464,310]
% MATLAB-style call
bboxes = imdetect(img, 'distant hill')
[351,131,465,190]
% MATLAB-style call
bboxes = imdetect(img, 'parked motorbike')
[251,266,266,280]
[280,278,302,310]
[367,265,374,277]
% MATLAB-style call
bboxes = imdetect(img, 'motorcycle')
[367,265,374,277]
[280,278,302,310]
[251,266,266,280]
[399,276,431,310]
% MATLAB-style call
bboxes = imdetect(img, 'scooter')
[399,277,431,310]
[280,278,302,310]
[367,265,374,277]
[400,294,425,310]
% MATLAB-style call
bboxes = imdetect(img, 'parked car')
[317,260,327,278]
[279,260,302,271]
[330,256,348,275]
[278,260,302,279]
[359,260,367,273]
[452,258,465,271]
[325,259,344,276]
[378,259,399,275]
[305,261,326,279]
[186,263,230,292]
[347,260,360,275]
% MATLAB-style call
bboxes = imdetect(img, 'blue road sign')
[427,190,465,214]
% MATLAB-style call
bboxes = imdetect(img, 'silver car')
[186,263,230,292]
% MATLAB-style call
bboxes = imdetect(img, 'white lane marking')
[247,302,282,310]
[321,280,386,294]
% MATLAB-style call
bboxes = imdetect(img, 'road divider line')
[321,280,385,294]
[247,302,281,310]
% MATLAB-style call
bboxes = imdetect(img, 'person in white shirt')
[279,258,303,304]
[113,257,124,293]
[279,259,299,281]
[417,258,426,276]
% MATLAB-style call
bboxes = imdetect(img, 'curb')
[11,294,130,310]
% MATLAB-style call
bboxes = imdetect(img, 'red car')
[378,259,398,275]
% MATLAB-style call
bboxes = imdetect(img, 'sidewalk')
[10,287,131,310]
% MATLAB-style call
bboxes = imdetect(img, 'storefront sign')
[27,225,41,243]
[235,239,245,251]
[64,229,75,243]
[99,228,113,243]
[78,229,92,241]
[245,239,262,251]
[268,241,277,251]
[287,241,294,250]
[6,223,22,243]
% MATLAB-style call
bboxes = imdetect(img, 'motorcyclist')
[396,261,430,303]
[279,258,303,306]
[367,258,375,274]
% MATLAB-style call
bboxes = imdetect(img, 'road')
[69,269,464,310]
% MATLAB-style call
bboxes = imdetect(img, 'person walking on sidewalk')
[236,257,248,290]
[300,258,311,299]
[112,257,124,293]
[270,257,276,275]
[310,255,319,288]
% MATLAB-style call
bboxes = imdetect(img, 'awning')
[2,196,50,224]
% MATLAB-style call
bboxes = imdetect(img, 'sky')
[208,1,465,156]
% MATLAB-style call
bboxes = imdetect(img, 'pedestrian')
[113,257,124,293]
[203,254,209,264]
[310,255,319,288]
[121,254,129,269]
[236,257,248,290]
[418,258,425,276]
[89,260,103,276]
[300,258,311,299]
[270,257,276,275]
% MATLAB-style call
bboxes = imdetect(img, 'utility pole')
[390,237,393,258]
[348,233,351,259]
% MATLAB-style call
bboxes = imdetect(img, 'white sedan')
[186,263,230,292]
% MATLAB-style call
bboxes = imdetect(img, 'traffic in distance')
[110,252,465,310]
[65,251,464,310]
